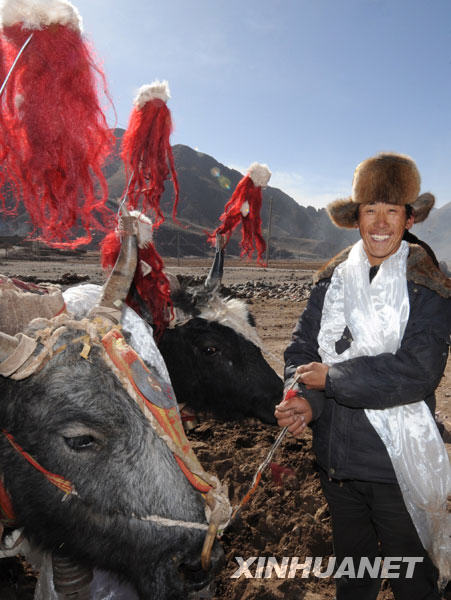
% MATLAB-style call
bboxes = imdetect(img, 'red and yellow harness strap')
[0,477,15,525]
[102,328,212,494]
[2,430,75,496]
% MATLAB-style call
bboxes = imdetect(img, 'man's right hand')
[274,394,313,439]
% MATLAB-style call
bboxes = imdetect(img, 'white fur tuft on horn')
[133,80,170,109]
[1,0,82,32]
[240,200,250,217]
[199,296,263,348]
[247,162,271,187]
[127,210,153,249]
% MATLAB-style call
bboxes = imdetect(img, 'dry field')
[0,256,449,600]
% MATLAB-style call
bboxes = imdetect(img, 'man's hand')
[296,362,329,390]
[274,394,313,439]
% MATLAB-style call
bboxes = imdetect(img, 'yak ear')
[166,273,181,295]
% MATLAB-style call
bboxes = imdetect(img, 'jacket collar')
[314,244,451,299]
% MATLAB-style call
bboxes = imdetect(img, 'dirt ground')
[0,256,449,600]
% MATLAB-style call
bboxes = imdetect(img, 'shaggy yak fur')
[158,282,283,424]
[0,326,222,599]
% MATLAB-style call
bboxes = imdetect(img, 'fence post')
[177,230,181,266]
[265,195,273,266]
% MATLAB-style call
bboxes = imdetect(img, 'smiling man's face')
[357,202,414,266]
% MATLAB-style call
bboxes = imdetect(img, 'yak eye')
[203,346,217,356]
[64,435,96,451]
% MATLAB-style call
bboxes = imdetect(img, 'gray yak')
[0,216,226,599]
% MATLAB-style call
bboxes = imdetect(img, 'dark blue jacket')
[284,245,451,483]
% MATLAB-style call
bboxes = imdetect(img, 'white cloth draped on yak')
[317,239,451,585]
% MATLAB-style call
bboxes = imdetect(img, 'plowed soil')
[0,256,449,600]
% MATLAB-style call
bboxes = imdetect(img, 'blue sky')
[75,0,451,209]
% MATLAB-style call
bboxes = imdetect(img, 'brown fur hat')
[327,153,435,228]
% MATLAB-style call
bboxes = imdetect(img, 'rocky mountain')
[412,201,451,263]
[0,128,449,262]
[103,129,359,260]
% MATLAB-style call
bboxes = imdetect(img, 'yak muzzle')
[179,539,224,593]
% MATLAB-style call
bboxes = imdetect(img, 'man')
[275,153,450,600]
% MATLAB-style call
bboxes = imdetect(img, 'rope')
[0,33,34,97]
[117,170,135,219]
[2,431,76,497]
[131,513,208,531]
[229,375,300,523]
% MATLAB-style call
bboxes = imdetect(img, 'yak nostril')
[179,560,208,585]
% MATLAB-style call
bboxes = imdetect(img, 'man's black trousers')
[319,469,441,600]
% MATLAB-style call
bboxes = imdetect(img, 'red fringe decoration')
[100,229,173,339]
[284,389,298,401]
[100,230,121,273]
[0,23,114,247]
[121,98,179,228]
[207,175,266,265]
[0,35,12,198]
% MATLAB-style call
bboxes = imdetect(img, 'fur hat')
[327,153,435,228]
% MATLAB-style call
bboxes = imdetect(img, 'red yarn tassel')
[134,243,174,339]
[0,20,113,247]
[121,82,179,228]
[0,35,16,207]
[284,389,298,401]
[208,164,271,265]
[100,230,121,272]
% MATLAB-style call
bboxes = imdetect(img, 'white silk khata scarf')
[318,240,451,585]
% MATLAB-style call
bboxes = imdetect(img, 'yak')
[0,222,225,599]
[155,240,282,425]
[159,276,282,425]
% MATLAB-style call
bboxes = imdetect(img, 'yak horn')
[204,234,225,291]
[201,522,218,571]
[90,205,138,320]
[52,553,93,600]
[166,272,181,294]
[0,332,37,377]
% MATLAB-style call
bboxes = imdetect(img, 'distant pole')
[265,195,273,266]
[177,230,181,266]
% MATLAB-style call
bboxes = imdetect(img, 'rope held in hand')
[230,376,300,523]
